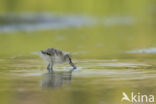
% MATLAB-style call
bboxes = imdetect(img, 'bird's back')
[46,48,64,56]
[46,48,68,64]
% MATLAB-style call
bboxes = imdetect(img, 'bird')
[40,48,76,72]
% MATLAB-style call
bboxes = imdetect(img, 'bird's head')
[64,54,72,62]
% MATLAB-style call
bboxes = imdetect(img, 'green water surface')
[0,0,156,104]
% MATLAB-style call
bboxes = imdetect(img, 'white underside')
[54,55,65,64]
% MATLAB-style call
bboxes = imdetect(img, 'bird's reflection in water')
[40,70,73,89]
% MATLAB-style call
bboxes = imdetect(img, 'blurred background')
[0,0,155,58]
[0,1,156,104]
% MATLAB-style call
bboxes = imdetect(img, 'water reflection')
[40,71,73,89]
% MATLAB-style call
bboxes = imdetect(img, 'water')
[0,0,156,104]
[126,48,156,54]
[0,13,93,33]
[0,57,156,104]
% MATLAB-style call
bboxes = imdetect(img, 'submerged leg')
[47,63,50,72]
[69,58,76,69]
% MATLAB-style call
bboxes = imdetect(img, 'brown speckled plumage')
[40,48,76,72]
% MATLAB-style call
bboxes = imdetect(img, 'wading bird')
[40,48,76,72]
